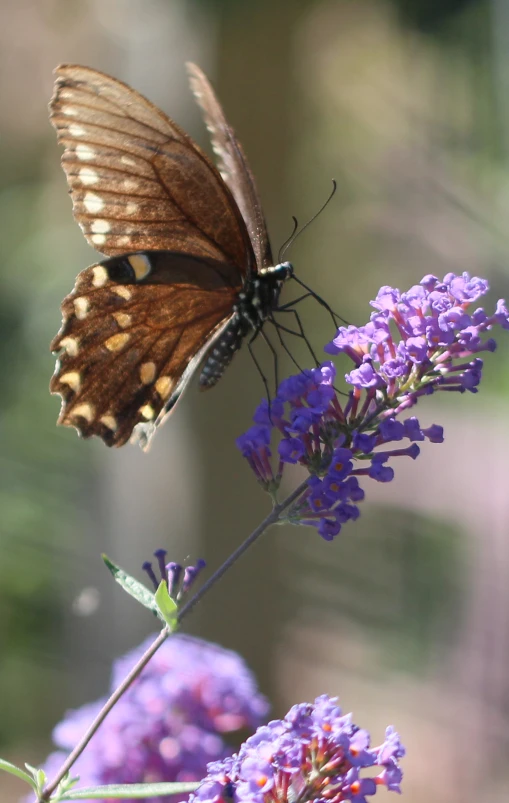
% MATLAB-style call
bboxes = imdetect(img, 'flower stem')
[40,479,309,802]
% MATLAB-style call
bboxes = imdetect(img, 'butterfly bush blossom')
[237,272,509,539]
[187,694,404,803]
[39,634,269,803]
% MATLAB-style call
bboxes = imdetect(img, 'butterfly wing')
[49,64,255,270]
[50,252,239,448]
[187,62,273,271]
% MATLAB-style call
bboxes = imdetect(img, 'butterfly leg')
[269,316,305,374]
[274,308,321,366]
[291,276,347,328]
[258,328,280,391]
[247,335,273,409]
[277,292,312,310]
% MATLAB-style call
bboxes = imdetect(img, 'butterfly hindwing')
[50,252,239,447]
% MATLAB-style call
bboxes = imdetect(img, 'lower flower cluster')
[237,271,508,539]
[39,635,269,803]
[187,694,404,803]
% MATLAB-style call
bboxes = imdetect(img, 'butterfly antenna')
[277,217,299,263]
[279,180,337,261]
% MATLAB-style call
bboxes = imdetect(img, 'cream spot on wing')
[59,336,79,356]
[113,311,132,328]
[69,123,86,136]
[76,143,95,160]
[84,192,104,214]
[112,285,132,300]
[123,179,138,191]
[72,402,94,422]
[92,265,108,287]
[79,167,99,185]
[63,106,78,116]
[105,333,130,352]
[140,362,156,385]
[59,371,81,392]
[128,254,151,280]
[139,404,155,420]
[121,156,136,166]
[73,297,89,319]
[117,235,130,247]
[155,376,172,398]
[100,414,117,431]
[125,202,138,216]
[91,219,111,234]
[91,233,106,246]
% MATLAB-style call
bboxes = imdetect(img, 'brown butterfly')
[49,63,293,448]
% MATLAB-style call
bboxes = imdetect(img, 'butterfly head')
[259,261,293,281]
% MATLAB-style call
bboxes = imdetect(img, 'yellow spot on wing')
[59,337,79,356]
[112,285,132,300]
[128,254,151,280]
[76,144,95,160]
[139,404,155,420]
[113,311,132,328]
[79,167,99,185]
[84,192,104,214]
[72,402,94,422]
[91,220,111,234]
[140,362,156,384]
[105,333,130,352]
[92,265,108,287]
[74,297,89,319]
[100,414,117,431]
[155,376,172,398]
[59,371,81,392]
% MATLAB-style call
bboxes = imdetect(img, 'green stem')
[41,479,308,801]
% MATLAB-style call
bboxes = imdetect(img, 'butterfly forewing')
[50,253,238,447]
[50,64,255,268]
[187,63,273,271]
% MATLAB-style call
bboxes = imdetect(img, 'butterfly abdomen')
[199,315,246,389]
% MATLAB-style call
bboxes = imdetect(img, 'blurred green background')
[2,0,509,800]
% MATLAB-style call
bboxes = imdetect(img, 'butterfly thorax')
[199,261,293,389]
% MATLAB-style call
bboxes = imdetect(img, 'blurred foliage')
[389,0,482,32]
[281,506,463,674]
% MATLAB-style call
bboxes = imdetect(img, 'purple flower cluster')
[187,694,404,803]
[237,273,508,540]
[40,635,269,803]
[326,272,506,397]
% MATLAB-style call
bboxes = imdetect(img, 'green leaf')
[61,780,200,799]
[102,554,163,620]
[0,758,36,789]
[154,581,179,631]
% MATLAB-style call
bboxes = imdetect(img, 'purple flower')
[38,635,269,803]
[237,272,507,540]
[188,695,405,803]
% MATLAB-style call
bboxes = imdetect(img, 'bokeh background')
[2,0,509,800]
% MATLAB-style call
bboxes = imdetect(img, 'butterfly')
[49,63,294,449]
